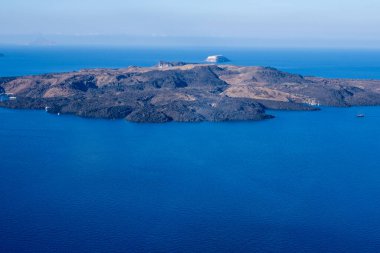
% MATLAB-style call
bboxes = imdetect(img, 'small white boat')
[356,114,365,118]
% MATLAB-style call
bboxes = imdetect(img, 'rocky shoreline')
[1,63,380,123]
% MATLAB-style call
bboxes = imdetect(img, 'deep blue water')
[1,47,380,252]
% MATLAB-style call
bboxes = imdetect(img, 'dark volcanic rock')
[208,98,271,121]
[65,75,98,91]
[126,107,173,123]
[1,63,380,123]
[256,67,306,84]
[158,101,206,122]
[0,77,16,86]
[140,66,227,89]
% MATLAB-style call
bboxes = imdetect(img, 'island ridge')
[1,62,380,123]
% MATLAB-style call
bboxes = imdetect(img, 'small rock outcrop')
[205,55,230,63]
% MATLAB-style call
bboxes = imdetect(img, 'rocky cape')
[1,62,380,123]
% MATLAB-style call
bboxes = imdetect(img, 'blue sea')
[1,46,380,253]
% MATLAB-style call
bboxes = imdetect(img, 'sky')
[1,0,380,47]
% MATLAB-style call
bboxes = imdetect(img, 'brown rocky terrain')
[1,62,380,122]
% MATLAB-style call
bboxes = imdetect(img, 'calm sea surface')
[1,47,380,252]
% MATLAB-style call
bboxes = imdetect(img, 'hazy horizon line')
[1,34,380,50]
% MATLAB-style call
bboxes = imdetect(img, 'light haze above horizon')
[1,0,380,48]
